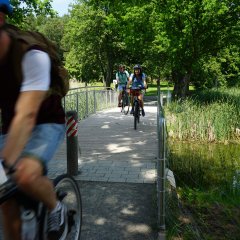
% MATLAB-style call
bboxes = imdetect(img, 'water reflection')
[168,141,240,193]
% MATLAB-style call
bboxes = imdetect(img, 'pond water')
[168,141,240,193]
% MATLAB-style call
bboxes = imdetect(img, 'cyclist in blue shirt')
[127,64,147,116]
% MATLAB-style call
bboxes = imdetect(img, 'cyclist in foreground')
[0,1,68,239]
[127,64,147,116]
[116,64,129,107]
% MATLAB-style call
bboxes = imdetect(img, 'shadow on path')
[79,181,158,240]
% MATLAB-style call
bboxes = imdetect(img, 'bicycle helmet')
[0,0,13,15]
[133,64,142,70]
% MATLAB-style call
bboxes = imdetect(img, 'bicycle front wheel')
[122,93,130,115]
[134,101,139,130]
[54,174,82,240]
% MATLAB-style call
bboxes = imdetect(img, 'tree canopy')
[8,0,240,97]
[8,0,54,25]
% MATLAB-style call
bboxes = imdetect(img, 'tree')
[8,0,54,25]
[63,0,124,86]
[37,16,68,61]
[151,0,240,98]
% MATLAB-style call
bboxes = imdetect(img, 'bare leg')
[131,95,133,108]
[118,92,122,105]
[139,94,144,108]
[1,157,57,239]
[1,157,58,239]
[15,157,57,211]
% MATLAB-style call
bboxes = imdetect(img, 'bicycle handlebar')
[0,161,18,205]
[129,86,146,90]
[0,178,18,204]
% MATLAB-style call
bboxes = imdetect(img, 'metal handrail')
[63,87,118,121]
[157,80,168,237]
[68,86,113,93]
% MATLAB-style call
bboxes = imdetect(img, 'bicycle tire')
[121,92,125,112]
[134,100,139,130]
[137,107,140,123]
[50,174,82,240]
[56,174,82,240]
[122,92,130,115]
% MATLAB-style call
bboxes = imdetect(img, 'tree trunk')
[103,60,114,88]
[105,69,112,88]
[172,71,191,100]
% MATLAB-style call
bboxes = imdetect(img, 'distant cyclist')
[127,64,147,116]
[116,64,129,107]
[0,1,68,239]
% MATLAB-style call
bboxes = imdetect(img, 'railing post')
[66,111,79,176]
[86,88,89,117]
[94,90,97,113]
[157,79,166,239]
[106,90,108,108]
[158,117,166,229]
[76,93,79,119]
[167,86,171,105]
[109,89,112,107]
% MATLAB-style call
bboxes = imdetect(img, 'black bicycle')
[0,172,82,240]
[130,86,144,130]
[120,86,130,115]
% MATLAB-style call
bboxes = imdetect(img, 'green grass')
[145,81,173,96]
[145,80,195,96]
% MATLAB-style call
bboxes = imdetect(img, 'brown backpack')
[6,24,69,97]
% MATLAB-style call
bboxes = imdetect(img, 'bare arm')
[1,90,47,166]
[143,74,147,88]
[127,77,132,88]
[144,80,147,88]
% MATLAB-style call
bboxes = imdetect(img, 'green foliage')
[18,14,68,62]
[8,0,54,25]
[7,0,240,95]
[150,0,240,97]
[62,1,120,85]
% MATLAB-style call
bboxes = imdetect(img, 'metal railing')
[157,80,169,238]
[63,86,118,120]
[64,84,170,236]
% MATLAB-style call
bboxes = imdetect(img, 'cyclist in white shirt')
[0,1,68,239]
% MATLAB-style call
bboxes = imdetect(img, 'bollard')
[66,111,79,176]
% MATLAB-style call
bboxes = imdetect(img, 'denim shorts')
[0,123,65,168]
[117,84,127,91]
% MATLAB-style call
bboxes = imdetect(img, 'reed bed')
[165,88,240,239]
[165,88,240,142]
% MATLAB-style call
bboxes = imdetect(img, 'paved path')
[49,98,160,239]
[79,181,158,240]
[49,101,158,183]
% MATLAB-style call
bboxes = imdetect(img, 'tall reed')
[165,88,240,142]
